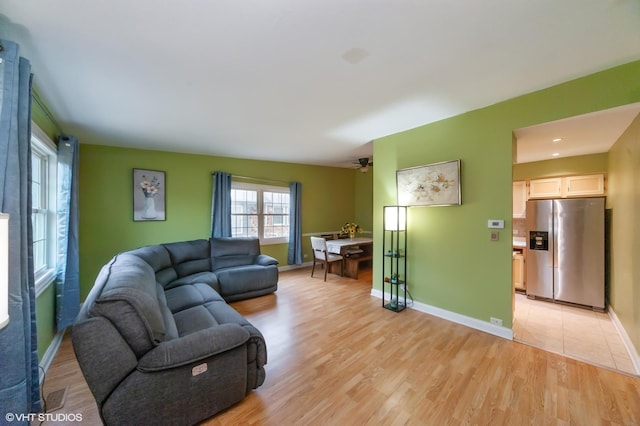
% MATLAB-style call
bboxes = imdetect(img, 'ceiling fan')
[353,157,373,173]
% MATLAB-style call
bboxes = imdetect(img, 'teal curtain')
[0,39,42,420]
[287,182,302,264]
[211,171,232,238]
[55,134,80,331]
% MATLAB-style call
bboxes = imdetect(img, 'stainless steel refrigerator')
[525,197,605,310]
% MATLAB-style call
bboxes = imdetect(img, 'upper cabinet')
[528,173,606,199]
[513,181,527,218]
[528,178,562,199]
[564,174,606,197]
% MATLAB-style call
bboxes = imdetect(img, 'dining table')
[324,237,373,279]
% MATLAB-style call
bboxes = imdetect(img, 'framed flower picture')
[133,168,166,221]
[396,159,461,206]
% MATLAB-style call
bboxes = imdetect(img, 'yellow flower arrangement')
[340,222,362,236]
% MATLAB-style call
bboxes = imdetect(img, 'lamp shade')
[384,206,407,231]
[0,213,9,329]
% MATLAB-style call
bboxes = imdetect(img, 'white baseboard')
[39,330,64,382]
[370,288,514,340]
[608,307,640,375]
[278,261,313,272]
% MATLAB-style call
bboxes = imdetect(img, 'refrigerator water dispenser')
[529,231,548,251]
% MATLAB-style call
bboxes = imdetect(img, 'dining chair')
[310,236,343,281]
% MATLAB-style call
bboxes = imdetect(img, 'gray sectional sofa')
[72,237,278,425]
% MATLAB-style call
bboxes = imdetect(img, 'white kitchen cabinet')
[564,173,606,197]
[528,177,562,199]
[529,173,606,199]
[513,181,527,218]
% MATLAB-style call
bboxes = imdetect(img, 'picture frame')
[396,159,461,206]
[133,168,166,221]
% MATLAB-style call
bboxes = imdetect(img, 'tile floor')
[513,293,637,376]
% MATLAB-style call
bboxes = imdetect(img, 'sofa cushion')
[172,296,256,338]
[90,254,168,356]
[173,305,221,336]
[166,271,220,292]
[128,245,177,286]
[165,283,224,314]
[215,265,278,297]
[210,237,260,271]
[164,239,211,278]
[156,283,179,340]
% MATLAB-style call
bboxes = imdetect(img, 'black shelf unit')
[382,206,407,312]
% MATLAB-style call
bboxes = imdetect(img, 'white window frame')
[31,123,57,297]
[231,182,290,245]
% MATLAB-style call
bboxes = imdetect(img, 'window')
[31,123,57,296]
[231,182,289,244]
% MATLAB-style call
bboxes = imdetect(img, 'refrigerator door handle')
[552,201,558,269]
[547,207,558,268]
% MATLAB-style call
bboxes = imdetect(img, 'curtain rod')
[31,92,64,135]
[234,175,290,186]
[213,172,289,186]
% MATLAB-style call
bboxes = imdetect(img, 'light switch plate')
[490,231,499,241]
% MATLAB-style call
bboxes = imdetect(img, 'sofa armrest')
[138,323,250,372]
[255,254,278,266]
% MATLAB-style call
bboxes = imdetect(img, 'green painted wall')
[607,112,640,353]
[354,171,373,234]
[35,285,56,361]
[78,144,368,300]
[513,153,608,181]
[373,60,640,329]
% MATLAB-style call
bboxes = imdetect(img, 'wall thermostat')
[488,219,504,229]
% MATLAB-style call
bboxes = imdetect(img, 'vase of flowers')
[340,222,362,240]
[140,175,160,219]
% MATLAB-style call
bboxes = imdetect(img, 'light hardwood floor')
[41,267,640,425]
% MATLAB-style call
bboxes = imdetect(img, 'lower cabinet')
[512,250,525,291]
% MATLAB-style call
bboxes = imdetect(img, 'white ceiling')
[515,102,640,164]
[1,1,639,168]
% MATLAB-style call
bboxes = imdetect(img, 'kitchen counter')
[513,236,526,249]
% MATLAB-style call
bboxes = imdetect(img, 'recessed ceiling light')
[552,152,560,157]
[552,138,563,143]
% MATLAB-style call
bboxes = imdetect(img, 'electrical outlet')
[490,317,503,326]
[303,254,308,258]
